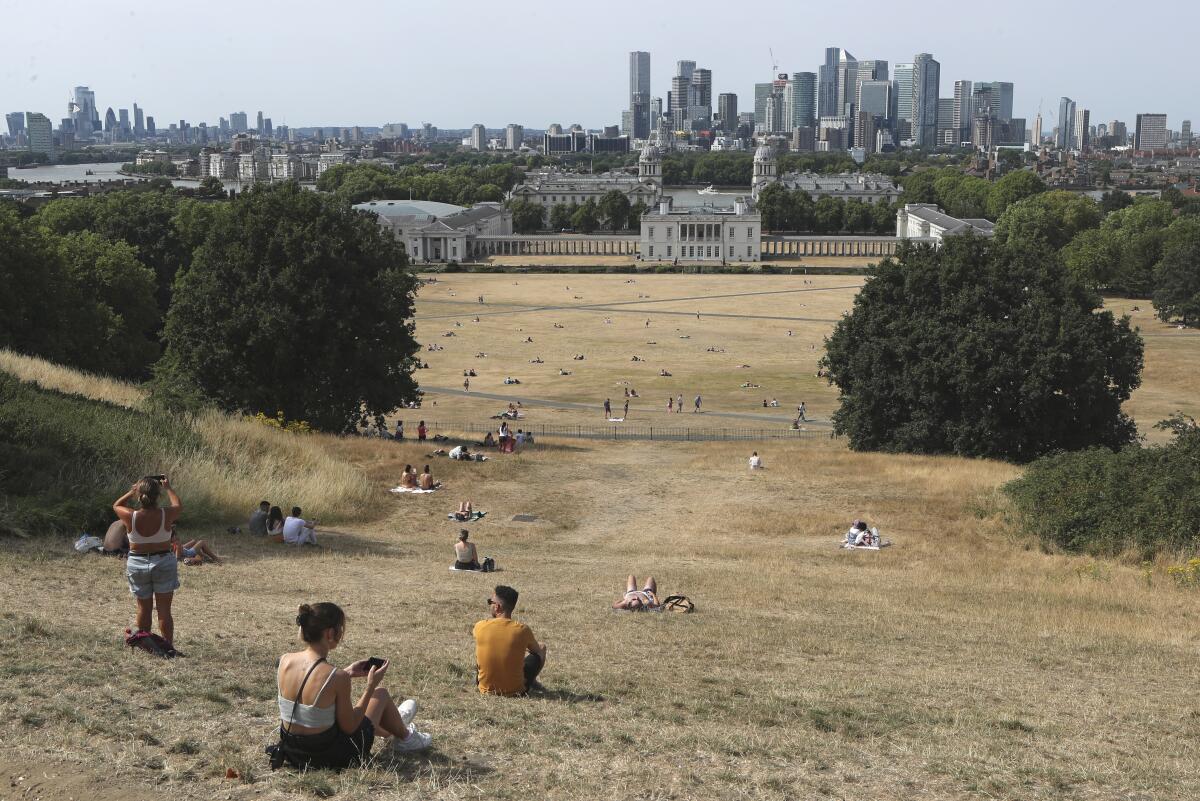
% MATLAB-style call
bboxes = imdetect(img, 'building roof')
[440,203,505,227]
[904,204,995,236]
[779,172,898,193]
[353,199,464,218]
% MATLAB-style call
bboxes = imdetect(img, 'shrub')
[1003,417,1200,557]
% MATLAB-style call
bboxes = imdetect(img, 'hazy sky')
[4,0,1196,131]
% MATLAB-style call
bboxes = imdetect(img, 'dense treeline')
[755,183,897,234]
[121,160,178,176]
[317,162,520,206]
[0,182,420,430]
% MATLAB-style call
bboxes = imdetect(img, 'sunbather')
[844,520,878,547]
[399,465,418,489]
[419,465,440,491]
[453,500,474,521]
[612,575,661,611]
[454,530,481,570]
[180,538,222,564]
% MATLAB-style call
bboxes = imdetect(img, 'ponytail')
[296,602,345,644]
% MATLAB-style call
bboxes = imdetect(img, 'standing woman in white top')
[112,476,183,646]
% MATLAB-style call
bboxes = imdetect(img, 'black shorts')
[278,719,374,770]
[454,560,481,570]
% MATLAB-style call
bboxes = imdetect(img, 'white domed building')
[750,142,778,200]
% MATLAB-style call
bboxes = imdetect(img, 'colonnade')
[472,236,640,259]
[759,237,901,257]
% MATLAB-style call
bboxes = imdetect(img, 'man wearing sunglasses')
[473,585,547,696]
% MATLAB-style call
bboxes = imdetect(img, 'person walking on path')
[676,394,683,414]
[603,398,611,418]
[693,395,702,413]
[667,396,673,413]
[797,402,806,422]
[623,399,629,419]
[464,377,470,392]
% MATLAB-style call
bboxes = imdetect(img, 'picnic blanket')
[448,511,487,521]
[390,486,439,494]
[840,540,892,550]
[607,417,625,423]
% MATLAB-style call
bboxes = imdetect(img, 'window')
[729,228,735,240]
[729,246,734,257]
[667,245,672,257]
[706,246,712,258]
[747,227,753,238]
[649,226,655,238]
[666,227,672,239]
[649,245,654,258]
[747,246,753,257]
[451,246,457,257]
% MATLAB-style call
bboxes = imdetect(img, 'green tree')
[842,200,872,234]
[0,206,76,364]
[629,200,648,230]
[1061,228,1123,289]
[813,196,844,234]
[1102,199,1175,296]
[756,183,793,232]
[154,183,421,432]
[993,190,1101,251]
[571,199,599,234]
[508,200,544,234]
[598,190,631,232]
[985,170,1046,219]
[1152,218,1200,326]
[820,235,1143,462]
[549,203,573,231]
[196,176,226,199]
[1100,189,1133,214]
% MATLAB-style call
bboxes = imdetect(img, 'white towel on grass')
[390,487,438,494]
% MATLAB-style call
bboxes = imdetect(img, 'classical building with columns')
[895,203,995,243]
[355,199,512,263]
[507,143,663,225]
[640,197,762,262]
[778,172,900,204]
[751,142,777,200]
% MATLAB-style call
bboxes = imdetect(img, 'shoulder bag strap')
[284,656,327,736]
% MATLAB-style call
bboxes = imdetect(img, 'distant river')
[8,162,249,190]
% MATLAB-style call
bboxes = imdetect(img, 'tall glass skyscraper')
[912,53,940,147]
[790,72,817,130]
[628,51,651,139]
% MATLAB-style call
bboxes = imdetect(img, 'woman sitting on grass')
[400,465,418,489]
[275,602,430,770]
[612,575,661,611]
[454,530,481,570]
[267,506,285,542]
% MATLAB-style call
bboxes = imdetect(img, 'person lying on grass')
[453,500,475,521]
[612,575,661,611]
[474,585,547,695]
[274,602,430,771]
[179,538,221,564]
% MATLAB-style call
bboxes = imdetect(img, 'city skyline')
[3,0,1196,130]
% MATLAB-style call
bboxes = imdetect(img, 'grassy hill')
[0,350,373,536]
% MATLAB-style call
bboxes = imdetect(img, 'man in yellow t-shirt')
[473,585,547,695]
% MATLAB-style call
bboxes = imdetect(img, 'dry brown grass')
[3,278,1200,800]
[0,348,146,409]
[2,433,1199,800]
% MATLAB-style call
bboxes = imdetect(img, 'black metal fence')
[418,420,826,443]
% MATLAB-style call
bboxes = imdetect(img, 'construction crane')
[769,47,778,76]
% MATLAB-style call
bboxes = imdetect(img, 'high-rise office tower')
[1135,114,1167,150]
[857,80,891,121]
[854,60,887,112]
[470,124,486,150]
[264,119,273,139]
[628,51,651,139]
[1073,108,1090,151]
[1032,114,1043,146]
[670,60,696,117]
[976,82,1014,121]
[912,53,940,147]
[133,104,144,138]
[25,111,54,158]
[103,107,116,133]
[1109,120,1127,145]
[937,98,955,143]
[505,123,524,150]
[117,108,130,140]
[790,72,817,130]
[818,47,856,118]
[953,80,973,142]
[893,63,914,137]
[6,111,25,137]
[230,111,248,133]
[1056,97,1076,149]
[691,68,712,108]
[717,93,737,131]
[754,82,773,129]
[1182,120,1193,148]
[765,94,784,134]
[256,111,264,134]
[71,86,97,136]
[146,116,156,136]
[650,97,662,127]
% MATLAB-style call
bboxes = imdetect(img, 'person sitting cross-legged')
[283,508,318,546]
[274,602,431,770]
[473,586,547,695]
[454,529,482,570]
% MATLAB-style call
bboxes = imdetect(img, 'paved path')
[415,283,859,323]
[420,386,830,427]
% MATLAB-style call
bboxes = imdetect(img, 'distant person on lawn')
[400,465,419,489]
[419,465,440,490]
[612,575,661,611]
[249,500,270,536]
[274,602,430,770]
[112,476,183,647]
[284,507,319,546]
[267,506,285,542]
[749,451,763,469]
[454,530,482,570]
[474,585,547,695]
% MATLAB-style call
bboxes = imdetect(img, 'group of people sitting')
[249,500,324,546]
[398,465,441,491]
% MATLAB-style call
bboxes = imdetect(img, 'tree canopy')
[820,235,1143,462]
[155,183,420,431]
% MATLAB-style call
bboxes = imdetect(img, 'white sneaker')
[398,699,418,728]
[391,729,432,752]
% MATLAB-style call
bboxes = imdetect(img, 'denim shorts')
[126,552,180,598]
